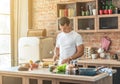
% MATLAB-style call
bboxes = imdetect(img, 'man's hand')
[53,55,59,61]
[61,58,70,64]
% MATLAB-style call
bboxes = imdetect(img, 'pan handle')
[95,66,106,71]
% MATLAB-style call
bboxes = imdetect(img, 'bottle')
[108,1,113,14]
[104,0,109,14]
[101,1,105,10]
[81,6,84,16]
[88,4,93,15]
[109,1,113,10]
[105,0,109,10]
[115,7,118,14]
[99,1,104,15]
[85,5,89,16]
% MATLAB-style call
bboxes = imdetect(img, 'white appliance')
[18,37,54,64]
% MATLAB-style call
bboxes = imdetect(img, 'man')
[53,17,84,64]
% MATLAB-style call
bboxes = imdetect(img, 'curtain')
[11,0,29,66]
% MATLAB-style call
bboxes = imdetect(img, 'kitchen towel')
[101,36,111,51]
[98,68,113,76]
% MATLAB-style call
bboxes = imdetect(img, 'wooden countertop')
[77,59,120,66]
[0,67,112,82]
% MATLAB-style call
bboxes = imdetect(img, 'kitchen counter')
[0,67,114,84]
[77,59,120,67]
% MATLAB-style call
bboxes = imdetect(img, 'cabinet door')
[57,79,91,84]
[112,67,120,84]
[97,15,119,32]
[28,78,56,84]
[76,16,96,33]
[29,78,38,84]
[2,76,22,84]
[40,78,56,84]
[42,80,52,84]
[59,82,80,84]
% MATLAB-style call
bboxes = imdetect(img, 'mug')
[92,9,96,15]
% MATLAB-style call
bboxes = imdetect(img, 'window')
[0,0,11,68]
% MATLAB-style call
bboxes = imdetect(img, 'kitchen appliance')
[18,37,54,64]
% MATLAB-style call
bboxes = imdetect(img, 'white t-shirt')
[56,31,83,64]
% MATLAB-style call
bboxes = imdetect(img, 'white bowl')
[91,54,98,59]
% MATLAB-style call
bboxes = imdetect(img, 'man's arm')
[61,44,84,64]
[53,47,60,61]
[70,44,84,60]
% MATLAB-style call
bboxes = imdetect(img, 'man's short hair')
[59,17,70,26]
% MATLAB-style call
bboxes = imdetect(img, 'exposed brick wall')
[80,32,120,53]
[32,0,120,53]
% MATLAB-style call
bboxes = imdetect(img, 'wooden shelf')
[98,14,120,18]
[77,30,96,33]
[57,0,120,33]
[97,29,120,32]
[77,0,95,3]
[76,16,96,19]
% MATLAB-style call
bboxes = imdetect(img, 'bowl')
[91,54,98,59]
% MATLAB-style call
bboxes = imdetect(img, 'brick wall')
[32,0,120,53]
[81,32,120,53]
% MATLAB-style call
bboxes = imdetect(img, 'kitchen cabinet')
[57,0,120,33]
[97,14,120,32]
[42,80,52,84]
[112,67,120,84]
[1,76,55,84]
[41,78,56,84]
[28,78,55,84]
[76,16,97,33]
[56,79,91,84]
[2,76,22,84]
[29,78,38,84]
[56,76,112,84]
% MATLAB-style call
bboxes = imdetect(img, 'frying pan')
[79,67,104,76]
